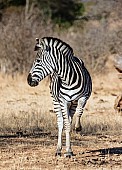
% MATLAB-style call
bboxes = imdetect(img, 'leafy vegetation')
[0,0,85,27]
[37,0,85,27]
[0,0,26,9]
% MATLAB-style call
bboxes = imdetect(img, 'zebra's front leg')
[64,128,73,157]
[75,97,87,132]
[55,111,63,156]
[62,101,73,157]
[54,101,63,156]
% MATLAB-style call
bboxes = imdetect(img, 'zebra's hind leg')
[54,101,63,156]
[75,97,87,133]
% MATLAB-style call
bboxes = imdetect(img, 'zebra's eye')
[46,45,50,52]
[36,59,41,63]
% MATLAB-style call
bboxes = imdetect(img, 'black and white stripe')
[27,37,92,157]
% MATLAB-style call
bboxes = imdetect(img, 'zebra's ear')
[34,45,41,51]
[34,38,41,51]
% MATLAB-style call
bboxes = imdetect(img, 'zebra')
[27,37,92,157]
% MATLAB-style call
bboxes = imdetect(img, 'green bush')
[37,0,85,27]
[0,0,85,27]
[0,0,26,9]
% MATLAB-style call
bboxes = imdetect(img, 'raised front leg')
[75,97,87,132]
[53,100,63,156]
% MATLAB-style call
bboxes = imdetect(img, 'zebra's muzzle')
[27,73,39,87]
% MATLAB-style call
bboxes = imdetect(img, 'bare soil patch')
[0,135,122,170]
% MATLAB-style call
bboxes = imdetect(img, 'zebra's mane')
[42,37,73,53]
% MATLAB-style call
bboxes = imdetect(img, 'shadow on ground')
[88,147,122,155]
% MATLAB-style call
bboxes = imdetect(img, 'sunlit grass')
[0,74,122,136]
[0,107,122,136]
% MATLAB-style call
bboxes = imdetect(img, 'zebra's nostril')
[27,73,32,84]
[27,73,39,87]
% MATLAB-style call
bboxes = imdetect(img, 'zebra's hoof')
[55,151,61,157]
[75,126,82,133]
[64,152,73,158]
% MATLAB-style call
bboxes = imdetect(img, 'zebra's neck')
[57,51,76,86]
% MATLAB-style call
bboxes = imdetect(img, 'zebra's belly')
[60,88,83,102]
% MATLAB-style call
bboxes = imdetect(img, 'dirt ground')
[0,135,122,170]
[0,58,122,170]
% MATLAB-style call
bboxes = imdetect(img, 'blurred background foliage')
[0,0,26,8]
[0,0,85,26]
[0,0,122,75]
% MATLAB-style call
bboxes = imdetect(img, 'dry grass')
[0,74,56,135]
[0,66,122,136]
[0,65,122,169]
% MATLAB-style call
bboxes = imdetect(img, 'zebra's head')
[27,38,57,87]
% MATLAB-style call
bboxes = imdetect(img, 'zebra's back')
[50,56,92,102]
